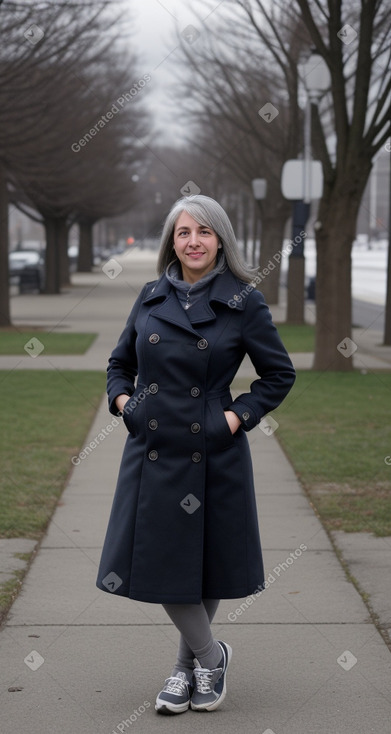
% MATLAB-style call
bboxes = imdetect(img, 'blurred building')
[357,147,390,241]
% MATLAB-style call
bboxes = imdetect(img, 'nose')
[188,230,200,247]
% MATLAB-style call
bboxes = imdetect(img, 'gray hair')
[157,195,257,283]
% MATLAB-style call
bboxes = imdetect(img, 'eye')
[200,229,211,235]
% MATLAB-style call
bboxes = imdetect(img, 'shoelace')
[163,676,188,696]
[194,670,215,694]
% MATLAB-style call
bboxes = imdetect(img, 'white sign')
[281,160,323,200]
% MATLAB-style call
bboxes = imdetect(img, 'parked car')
[9,250,45,292]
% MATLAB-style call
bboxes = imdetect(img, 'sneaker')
[155,671,192,715]
[190,640,232,712]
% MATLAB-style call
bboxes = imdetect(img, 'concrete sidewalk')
[2,397,391,733]
[1,251,391,733]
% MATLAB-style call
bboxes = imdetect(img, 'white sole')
[191,643,233,712]
[155,701,190,715]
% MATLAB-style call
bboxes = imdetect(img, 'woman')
[96,194,296,715]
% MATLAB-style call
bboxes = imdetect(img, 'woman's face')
[173,211,220,283]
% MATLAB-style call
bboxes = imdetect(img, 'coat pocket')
[206,397,236,451]
[122,392,144,436]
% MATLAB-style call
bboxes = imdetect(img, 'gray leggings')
[163,599,221,672]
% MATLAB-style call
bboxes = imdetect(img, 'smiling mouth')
[187,252,205,258]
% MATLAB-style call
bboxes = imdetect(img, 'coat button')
[192,452,202,463]
[148,419,158,430]
[148,450,158,461]
[197,338,208,350]
[242,411,250,421]
[191,422,201,433]
[148,333,160,344]
[148,383,159,394]
[190,387,200,397]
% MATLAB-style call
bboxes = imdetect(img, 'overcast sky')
[130,0,224,143]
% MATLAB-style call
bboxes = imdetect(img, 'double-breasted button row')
[197,338,208,350]
[148,333,160,344]
[191,422,201,433]
[148,382,159,394]
[190,386,200,397]
[148,449,201,463]
[148,419,158,430]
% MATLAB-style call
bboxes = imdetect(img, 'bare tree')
[229,0,391,369]
[165,3,312,304]
[0,1,147,315]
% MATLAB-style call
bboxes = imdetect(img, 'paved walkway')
[1,251,391,734]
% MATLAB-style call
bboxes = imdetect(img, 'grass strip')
[0,331,97,355]
[0,370,106,622]
[274,323,315,353]
[234,370,391,536]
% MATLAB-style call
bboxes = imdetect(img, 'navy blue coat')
[96,268,296,604]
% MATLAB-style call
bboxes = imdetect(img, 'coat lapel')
[142,268,246,334]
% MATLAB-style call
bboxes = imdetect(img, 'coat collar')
[142,268,247,327]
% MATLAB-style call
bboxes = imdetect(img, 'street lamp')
[302,50,330,204]
[281,49,330,324]
[251,178,267,268]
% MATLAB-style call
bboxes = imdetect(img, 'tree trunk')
[286,201,310,325]
[257,216,287,305]
[78,219,94,272]
[251,204,258,267]
[59,220,70,287]
[384,165,391,344]
[241,192,249,262]
[43,217,62,294]
[0,163,10,326]
[313,184,367,371]
[287,257,305,324]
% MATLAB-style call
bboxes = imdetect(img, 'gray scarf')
[165,252,227,310]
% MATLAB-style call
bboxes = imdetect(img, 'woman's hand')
[224,410,242,434]
[115,394,131,414]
